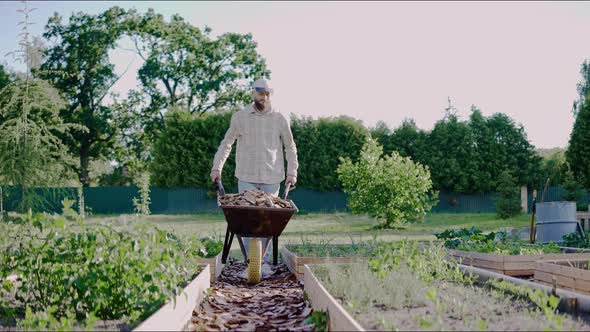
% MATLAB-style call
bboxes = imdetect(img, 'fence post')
[521,185,528,213]
[0,186,3,213]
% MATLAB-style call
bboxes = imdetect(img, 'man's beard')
[254,100,271,112]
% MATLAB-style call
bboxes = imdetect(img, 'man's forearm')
[212,113,239,173]
[285,144,298,178]
[212,141,233,173]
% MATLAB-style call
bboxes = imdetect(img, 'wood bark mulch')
[191,260,314,331]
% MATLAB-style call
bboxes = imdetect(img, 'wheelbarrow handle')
[284,182,295,200]
[215,179,225,196]
[216,178,292,200]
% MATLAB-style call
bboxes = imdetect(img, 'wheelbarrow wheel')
[247,238,262,284]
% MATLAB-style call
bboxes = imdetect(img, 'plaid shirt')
[211,104,298,184]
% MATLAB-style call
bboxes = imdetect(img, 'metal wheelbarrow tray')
[216,181,298,266]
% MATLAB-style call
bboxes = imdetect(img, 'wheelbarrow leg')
[273,236,279,266]
[221,226,233,264]
[262,237,272,260]
[236,235,248,262]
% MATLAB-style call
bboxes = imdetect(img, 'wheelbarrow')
[215,180,298,283]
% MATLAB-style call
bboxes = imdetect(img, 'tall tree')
[468,107,541,192]
[40,7,130,186]
[129,9,270,116]
[388,118,427,162]
[102,9,271,178]
[370,118,427,161]
[423,112,476,193]
[573,59,590,116]
[0,2,83,211]
[291,115,370,191]
[566,99,590,188]
[0,65,12,92]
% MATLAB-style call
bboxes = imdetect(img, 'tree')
[370,120,392,153]
[100,9,271,178]
[423,113,477,193]
[150,110,238,189]
[467,107,541,192]
[537,148,566,187]
[562,162,585,203]
[0,65,12,92]
[0,2,84,211]
[337,137,437,228]
[40,7,130,186]
[573,59,590,116]
[495,170,521,219]
[128,9,270,116]
[418,103,541,193]
[566,99,590,188]
[388,118,427,162]
[291,115,370,191]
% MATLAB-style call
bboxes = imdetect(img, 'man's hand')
[210,170,221,183]
[286,175,297,187]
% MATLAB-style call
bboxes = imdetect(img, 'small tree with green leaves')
[337,137,438,228]
[495,170,522,219]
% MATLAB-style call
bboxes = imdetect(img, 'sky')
[1,1,590,149]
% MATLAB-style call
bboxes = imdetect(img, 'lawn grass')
[87,211,531,246]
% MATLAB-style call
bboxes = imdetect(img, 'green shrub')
[337,137,438,228]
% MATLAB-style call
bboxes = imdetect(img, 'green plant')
[337,137,438,228]
[455,242,562,256]
[287,236,376,258]
[17,305,99,331]
[304,310,329,332]
[77,185,85,220]
[60,198,78,221]
[486,279,563,330]
[200,236,224,258]
[436,227,563,255]
[132,172,151,216]
[0,215,200,327]
[562,231,590,248]
[434,226,496,249]
[0,1,85,212]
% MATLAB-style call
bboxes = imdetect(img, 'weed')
[304,310,329,331]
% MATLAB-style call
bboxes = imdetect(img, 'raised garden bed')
[196,252,224,283]
[446,248,590,276]
[303,241,590,331]
[535,259,590,295]
[446,247,590,277]
[281,243,371,280]
[303,264,363,331]
[0,216,209,330]
[133,264,210,331]
[436,226,590,276]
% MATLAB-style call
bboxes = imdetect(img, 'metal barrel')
[535,201,577,223]
[535,201,580,243]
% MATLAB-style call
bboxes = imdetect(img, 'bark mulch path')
[191,260,315,331]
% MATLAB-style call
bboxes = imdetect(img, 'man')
[210,78,298,262]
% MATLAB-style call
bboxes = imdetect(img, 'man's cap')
[253,78,274,93]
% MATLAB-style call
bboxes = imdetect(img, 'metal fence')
[1,185,588,215]
[527,187,590,213]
